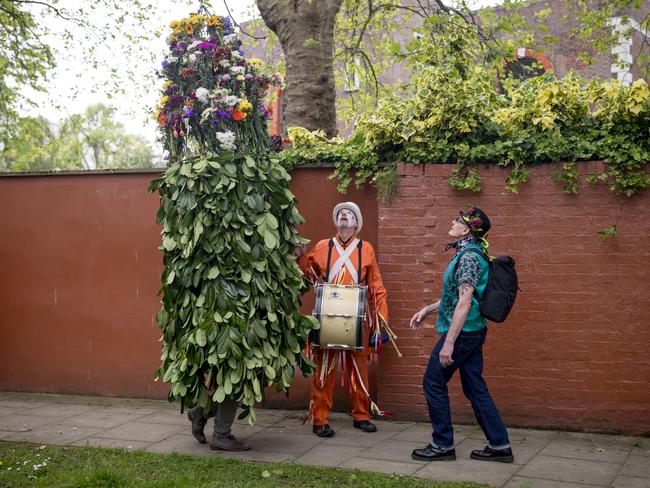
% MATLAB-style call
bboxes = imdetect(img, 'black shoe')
[470,446,514,463]
[353,420,377,433]
[411,444,456,461]
[312,424,335,437]
[187,407,207,444]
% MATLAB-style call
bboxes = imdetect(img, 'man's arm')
[410,300,441,328]
[365,244,388,322]
[438,283,473,367]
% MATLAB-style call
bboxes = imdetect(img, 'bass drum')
[312,284,366,351]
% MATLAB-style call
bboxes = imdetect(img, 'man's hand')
[439,341,454,367]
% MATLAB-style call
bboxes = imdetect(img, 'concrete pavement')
[0,392,648,488]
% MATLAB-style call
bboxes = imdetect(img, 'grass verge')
[0,441,488,488]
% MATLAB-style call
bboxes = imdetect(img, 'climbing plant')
[149,12,317,423]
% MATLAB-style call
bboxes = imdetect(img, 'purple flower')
[216,109,231,119]
[175,41,188,54]
[221,74,231,82]
[211,119,221,125]
[183,107,195,117]
[197,42,218,51]
[161,59,169,70]
[245,74,254,82]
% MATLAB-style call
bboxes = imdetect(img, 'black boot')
[411,444,456,461]
[187,407,207,444]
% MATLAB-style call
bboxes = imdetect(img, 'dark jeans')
[423,327,510,449]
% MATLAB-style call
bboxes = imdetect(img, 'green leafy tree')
[0,104,156,172]
[0,0,191,146]
[0,116,58,172]
[149,13,317,422]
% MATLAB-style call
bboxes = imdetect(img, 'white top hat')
[332,201,363,234]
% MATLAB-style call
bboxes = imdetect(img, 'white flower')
[219,59,231,69]
[222,95,240,107]
[188,53,198,65]
[188,40,202,51]
[230,66,245,76]
[196,87,210,104]
[223,34,239,47]
[216,130,236,151]
[231,50,242,60]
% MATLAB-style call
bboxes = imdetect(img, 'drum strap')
[327,237,363,284]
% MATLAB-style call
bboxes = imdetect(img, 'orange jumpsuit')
[298,235,389,426]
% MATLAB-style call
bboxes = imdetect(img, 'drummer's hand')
[293,244,307,258]
[410,307,429,329]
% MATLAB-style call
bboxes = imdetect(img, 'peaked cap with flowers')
[459,206,491,238]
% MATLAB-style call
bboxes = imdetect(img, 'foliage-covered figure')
[149,13,318,442]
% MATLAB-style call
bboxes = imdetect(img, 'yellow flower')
[248,58,264,67]
[170,20,180,30]
[207,16,222,26]
[167,33,178,43]
[185,22,193,34]
[239,100,253,112]
[163,81,173,88]
[159,95,169,105]
[236,74,245,81]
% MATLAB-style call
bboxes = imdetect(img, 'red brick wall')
[377,162,650,435]
[1,164,648,435]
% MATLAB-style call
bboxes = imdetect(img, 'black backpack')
[455,248,518,323]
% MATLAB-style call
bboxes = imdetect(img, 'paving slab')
[294,444,367,467]
[358,438,423,462]
[517,455,620,486]
[243,431,324,454]
[0,414,59,432]
[610,475,650,488]
[324,426,399,448]
[5,423,104,445]
[503,476,603,488]
[619,455,650,479]
[538,436,632,464]
[59,410,151,429]
[415,456,521,486]
[95,421,184,443]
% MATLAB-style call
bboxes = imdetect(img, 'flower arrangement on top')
[149,12,317,423]
[155,13,283,158]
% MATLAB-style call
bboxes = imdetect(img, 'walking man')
[410,206,513,462]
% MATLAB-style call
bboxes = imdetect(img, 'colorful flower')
[216,130,236,151]
[231,109,246,121]
[195,87,210,104]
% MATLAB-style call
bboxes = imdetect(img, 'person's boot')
[470,446,514,463]
[312,424,335,437]
[187,407,207,444]
[209,435,251,451]
[353,420,377,432]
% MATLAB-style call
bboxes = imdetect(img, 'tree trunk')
[257,0,343,137]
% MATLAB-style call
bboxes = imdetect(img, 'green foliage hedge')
[280,16,650,199]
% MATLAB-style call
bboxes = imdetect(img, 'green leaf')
[196,329,207,347]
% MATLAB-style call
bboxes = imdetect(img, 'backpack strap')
[325,238,334,282]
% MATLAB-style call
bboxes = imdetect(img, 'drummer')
[294,202,389,437]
